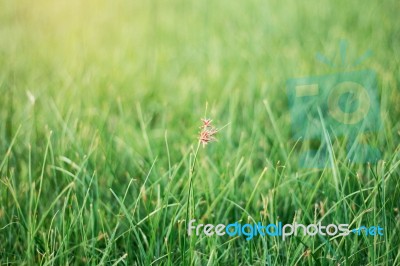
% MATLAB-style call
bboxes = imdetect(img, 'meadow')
[0,0,399,265]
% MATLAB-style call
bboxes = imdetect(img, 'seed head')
[200,118,213,129]
[199,118,218,148]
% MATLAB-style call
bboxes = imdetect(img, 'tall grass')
[0,0,399,265]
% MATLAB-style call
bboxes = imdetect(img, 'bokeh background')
[1,0,399,265]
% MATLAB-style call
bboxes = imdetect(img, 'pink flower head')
[199,118,218,147]
[200,118,213,129]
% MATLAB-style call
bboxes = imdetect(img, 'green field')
[1,0,399,265]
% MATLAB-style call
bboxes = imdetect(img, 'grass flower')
[184,116,223,261]
[199,118,219,148]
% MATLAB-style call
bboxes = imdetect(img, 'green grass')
[1,0,400,265]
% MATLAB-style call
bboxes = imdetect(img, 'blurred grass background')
[0,0,399,265]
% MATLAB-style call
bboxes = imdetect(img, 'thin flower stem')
[190,141,201,176]
[186,141,201,220]
[183,141,201,263]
